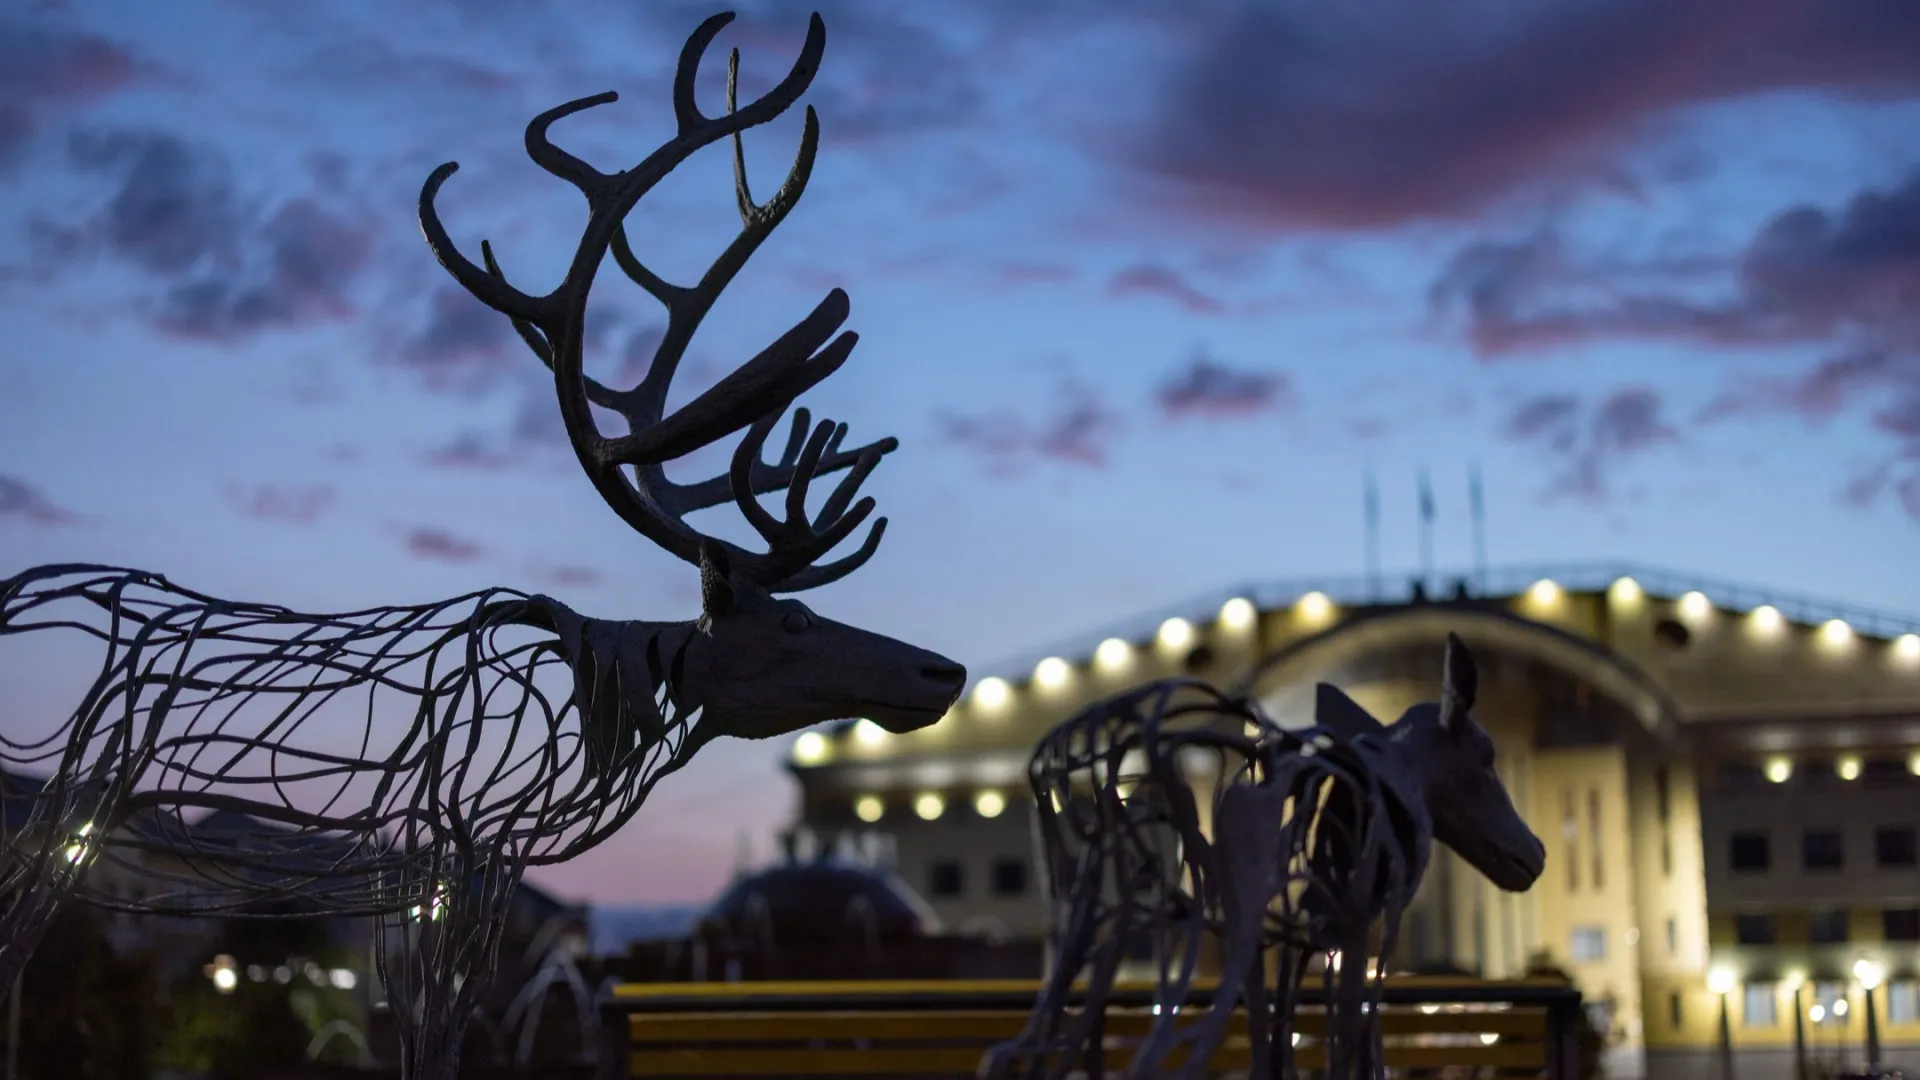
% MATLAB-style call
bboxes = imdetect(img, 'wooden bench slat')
[631,1047,992,1075]
[631,1006,1550,1042]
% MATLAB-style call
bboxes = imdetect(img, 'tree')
[1,902,158,1080]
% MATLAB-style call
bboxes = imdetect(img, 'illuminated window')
[1813,982,1849,1026]
[1570,926,1607,962]
[1743,983,1777,1027]
[1890,981,1919,1024]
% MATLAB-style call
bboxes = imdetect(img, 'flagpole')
[1417,467,1435,593]
[1469,461,1488,591]
[1363,471,1382,602]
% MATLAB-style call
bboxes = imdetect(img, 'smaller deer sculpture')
[981,634,1544,1080]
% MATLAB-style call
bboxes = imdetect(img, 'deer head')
[418,11,966,743]
[1312,634,1545,891]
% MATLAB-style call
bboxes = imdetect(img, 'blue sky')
[2,0,1918,905]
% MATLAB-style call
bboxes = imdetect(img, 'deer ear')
[1315,683,1383,741]
[698,540,735,617]
[1439,632,1478,731]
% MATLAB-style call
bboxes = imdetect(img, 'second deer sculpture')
[0,10,960,1080]
[981,635,1544,1080]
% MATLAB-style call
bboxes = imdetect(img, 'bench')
[597,976,1584,1078]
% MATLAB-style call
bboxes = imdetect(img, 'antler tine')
[644,407,901,516]
[722,411,889,591]
[418,10,834,567]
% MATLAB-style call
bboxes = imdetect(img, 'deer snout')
[918,660,967,699]
[859,652,967,734]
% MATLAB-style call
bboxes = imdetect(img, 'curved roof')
[701,862,943,945]
[1233,604,1685,740]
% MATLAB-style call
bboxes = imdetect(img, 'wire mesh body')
[979,679,1429,1080]
[0,563,709,1076]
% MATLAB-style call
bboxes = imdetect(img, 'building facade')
[784,563,1920,1080]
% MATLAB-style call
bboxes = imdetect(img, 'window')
[1570,926,1607,962]
[1563,789,1580,891]
[1802,829,1844,872]
[1891,981,1919,1024]
[1730,831,1770,872]
[1654,768,1671,822]
[1875,825,1917,868]
[1885,907,1920,942]
[991,857,1028,897]
[1808,909,1849,944]
[1668,991,1683,1030]
[1735,914,1776,946]
[1665,917,1678,957]
[1661,834,1672,878]
[1588,789,1604,890]
[1743,983,1777,1027]
[928,860,964,898]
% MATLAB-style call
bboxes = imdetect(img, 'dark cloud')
[61,128,244,276]
[227,484,336,525]
[1436,171,1920,517]
[405,527,483,564]
[393,285,524,393]
[0,21,148,169]
[1132,0,1920,230]
[156,199,373,341]
[1108,264,1224,315]
[625,1,991,144]
[0,475,82,526]
[1501,387,1678,502]
[937,380,1121,476]
[1156,353,1291,418]
[31,127,376,340]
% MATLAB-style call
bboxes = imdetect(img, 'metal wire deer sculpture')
[0,11,965,1079]
[980,634,1544,1080]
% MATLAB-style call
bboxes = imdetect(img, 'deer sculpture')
[980,634,1544,1080]
[0,11,964,1079]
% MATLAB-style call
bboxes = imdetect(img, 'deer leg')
[379,858,521,1080]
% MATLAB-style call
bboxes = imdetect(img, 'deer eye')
[782,611,811,635]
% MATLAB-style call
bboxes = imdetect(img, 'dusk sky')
[3,0,1919,907]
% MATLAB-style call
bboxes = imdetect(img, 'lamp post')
[1854,958,1885,1069]
[1789,979,1808,1080]
[1709,967,1738,1080]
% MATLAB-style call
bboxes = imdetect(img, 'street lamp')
[1784,974,1808,1080]
[1854,958,1885,1068]
[1709,967,1738,1080]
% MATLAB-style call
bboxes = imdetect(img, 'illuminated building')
[786,564,1920,1079]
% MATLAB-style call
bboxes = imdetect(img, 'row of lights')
[966,592,1334,715]
[791,575,1919,770]
[1709,958,1887,1000]
[851,789,1009,824]
[1593,576,1920,657]
[1756,751,1920,785]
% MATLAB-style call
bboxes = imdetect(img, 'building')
[784,562,1920,1080]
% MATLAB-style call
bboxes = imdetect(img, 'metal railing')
[975,561,1920,687]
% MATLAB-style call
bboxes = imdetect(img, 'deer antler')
[418,11,894,590]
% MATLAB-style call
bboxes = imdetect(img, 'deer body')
[984,635,1543,1080]
[0,11,963,1079]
